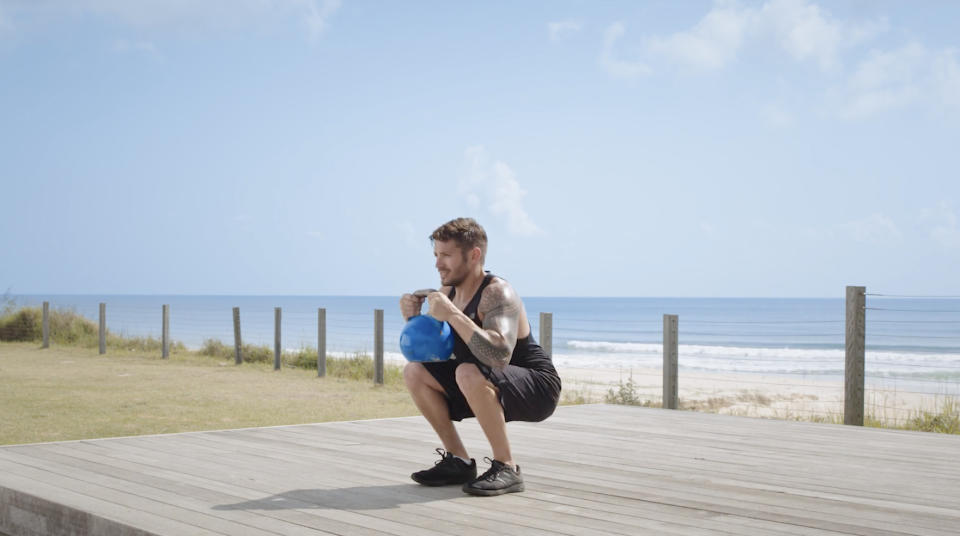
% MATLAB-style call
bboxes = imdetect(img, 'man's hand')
[400,289,439,321]
[399,293,424,321]
[426,291,459,322]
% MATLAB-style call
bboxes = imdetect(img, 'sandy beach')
[558,366,953,425]
[377,351,956,425]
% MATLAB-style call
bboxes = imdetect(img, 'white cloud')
[302,0,340,41]
[839,213,902,244]
[840,43,927,118]
[646,1,753,71]
[840,43,960,119]
[599,23,651,79]
[596,1,960,119]
[548,20,581,42]
[460,146,541,236]
[757,0,886,71]
[602,0,886,75]
[921,203,960,249]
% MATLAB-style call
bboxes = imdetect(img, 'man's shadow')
[213,484,460,511]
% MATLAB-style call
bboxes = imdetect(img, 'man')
[400,217,561,496]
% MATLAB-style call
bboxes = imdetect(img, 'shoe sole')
[462,482,525,496]
[411,474,476,487]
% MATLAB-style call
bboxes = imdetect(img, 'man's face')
[434,240,472,287]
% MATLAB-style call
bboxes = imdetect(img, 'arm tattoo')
[466,282,521,369]
[468,332,511,369]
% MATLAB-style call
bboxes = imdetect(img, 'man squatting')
[400,217,562,496]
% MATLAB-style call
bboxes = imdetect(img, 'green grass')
[0,341,417,446]
[0,304,402,382]
[0,304,187,352]
[10,301,953,438]
[197,338,403,384]
[604,372,659,408]
[782,404,959,433]
[887,399,959,434]
[603,374,960,434]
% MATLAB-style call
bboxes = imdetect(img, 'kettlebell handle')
[408,289,438,320]
[412,288,437,298]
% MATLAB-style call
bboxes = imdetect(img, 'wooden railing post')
[539,312,553,356]
[233,307,243,364]
[274,307,282,371]
[663,314,679,409]
[318,308,327,377]
[42,301,50,349]
[99,302,106,354]
[161,304,170,359]
[374,309,384,385]
[845,286,866,426]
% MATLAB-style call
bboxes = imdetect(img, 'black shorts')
[423,359,562,423]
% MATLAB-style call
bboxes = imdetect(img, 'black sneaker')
[411,448,477,486]
[462,458,524,496]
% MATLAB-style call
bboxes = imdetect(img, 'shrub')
[198,338,401,384]
[0,305,186,352]
[240,344,273,364]
[604,371,656,407]
[49,309,99,346]
[199,339,271,363]
[200,338,232,358]
[905,400,959,434]
[107,334,184,353]
[0,306,103,345]
[324,352,403,384]
[0,308,42,341]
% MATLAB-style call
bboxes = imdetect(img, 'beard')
[440,269,466,288]
[439,253,473,287]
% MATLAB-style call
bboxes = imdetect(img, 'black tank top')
[447,273,555,372]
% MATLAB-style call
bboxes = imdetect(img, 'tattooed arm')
[430,281,518,369]
[425,280,522,369]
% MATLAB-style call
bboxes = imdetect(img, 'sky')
[1,0,958,298]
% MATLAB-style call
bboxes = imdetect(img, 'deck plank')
[2,405,958,536]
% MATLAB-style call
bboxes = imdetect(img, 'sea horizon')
[6,293,960,395]
[8,292,853,299]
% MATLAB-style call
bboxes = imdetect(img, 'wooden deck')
[1,404,958,536]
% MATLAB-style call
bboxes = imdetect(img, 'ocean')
[9,294,960,395]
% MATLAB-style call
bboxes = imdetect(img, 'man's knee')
[404,362,447,396]
[403,362,427,390]
[455,363,489,394]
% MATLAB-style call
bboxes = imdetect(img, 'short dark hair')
[430,217,487,263]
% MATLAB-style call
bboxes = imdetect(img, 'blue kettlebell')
[400,315,455,362]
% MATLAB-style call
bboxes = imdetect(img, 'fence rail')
[3,286,958,427]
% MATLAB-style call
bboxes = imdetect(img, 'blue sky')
[1,0,958,298]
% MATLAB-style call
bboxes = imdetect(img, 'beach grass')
[600,373,960,434]
[0,341,416,446]
[0,304,189,353]
[0,304,403,382]
[196,338,404,384]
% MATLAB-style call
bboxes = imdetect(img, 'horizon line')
[5,291,869,300]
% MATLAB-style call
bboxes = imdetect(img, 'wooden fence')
[34,286,871,424]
